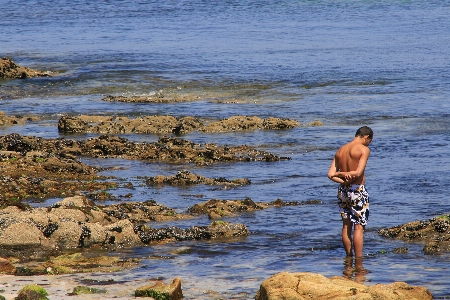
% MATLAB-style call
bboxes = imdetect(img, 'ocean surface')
[1,0,450,298]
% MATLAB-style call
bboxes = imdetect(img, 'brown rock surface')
[0,133,287,206]
[0,195,248,261]
[0,57,51,79]
[255,272,433,300]
[58,115,202,134]
[135,277,183,299]
[58,114,301,135]
[0,133,287,165]
[378,214,450,254]
[187,197,322,219]
[146,170,251,187]
[0,111,40,126]
[198,115,299,132]
[0,136,113,206]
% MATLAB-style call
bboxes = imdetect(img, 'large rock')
[255,272,433,300]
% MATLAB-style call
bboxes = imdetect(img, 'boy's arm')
[328,156,346,184]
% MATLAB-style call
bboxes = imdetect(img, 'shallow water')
[1,0,450,298]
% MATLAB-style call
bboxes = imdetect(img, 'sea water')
[1,0,450,298]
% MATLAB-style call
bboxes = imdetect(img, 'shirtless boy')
[328,126,373,258]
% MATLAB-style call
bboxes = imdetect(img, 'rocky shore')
[0,59,443,299]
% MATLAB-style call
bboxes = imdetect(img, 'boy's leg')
[342,218,353,256]
[353,224,365,258]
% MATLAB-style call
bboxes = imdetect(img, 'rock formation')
[255,272,433,300]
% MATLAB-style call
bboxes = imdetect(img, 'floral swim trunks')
[337,184,369,226]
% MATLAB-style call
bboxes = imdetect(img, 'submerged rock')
[0,111,40,126]
[187,197,323,219]
[103,94,201,103]
[13,252,139,276]
[379,214,450,254]
[146,170,251,186]
[255,272,433,300]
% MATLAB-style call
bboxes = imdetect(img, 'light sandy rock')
[255,272,433,300]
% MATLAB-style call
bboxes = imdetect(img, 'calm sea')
[1,0,450,298]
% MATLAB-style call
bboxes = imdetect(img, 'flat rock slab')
[255,272,433,300]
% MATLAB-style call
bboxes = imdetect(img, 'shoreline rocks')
[0,195,249,262]
[0,133,288,164]
[57,114,303,135]
[255,272,433,300]
[378,214,450,255]
[0,132,289,207]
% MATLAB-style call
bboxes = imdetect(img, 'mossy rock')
[15,284,49,300]
[70,286,107,295]
[135,278,182,299]
[135,289,171,299]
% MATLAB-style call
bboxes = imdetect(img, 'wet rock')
[198,115,299,132]
[187,198,323,219]
[0,135,112,206]
[255,272,433,300]
[0,133,288,166]
[393,247,409,254]
[99,199,189,223]
[58,115,202,135]
[379,214,450,254]
[187,197,265,219]
[268,198,323,206]
[146,170,251,187]
[17,252,140,275]
[0,196,248,259]
[0,57,51,79]
[135,221,248,244]
[0,111,40,126]
[103,94,201,103]
[57,115,91,133]
[135,277,183,299]
[57,114,300,135]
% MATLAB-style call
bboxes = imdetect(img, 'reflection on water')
[343,257,369,284]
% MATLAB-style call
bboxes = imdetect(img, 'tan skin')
[328,134,372,258]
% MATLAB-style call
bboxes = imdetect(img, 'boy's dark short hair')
[355,126,373,139]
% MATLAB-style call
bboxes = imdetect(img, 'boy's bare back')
[328,128,372,186]
[334,141,369,185]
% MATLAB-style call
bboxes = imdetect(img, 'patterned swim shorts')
[337,184,369,226]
